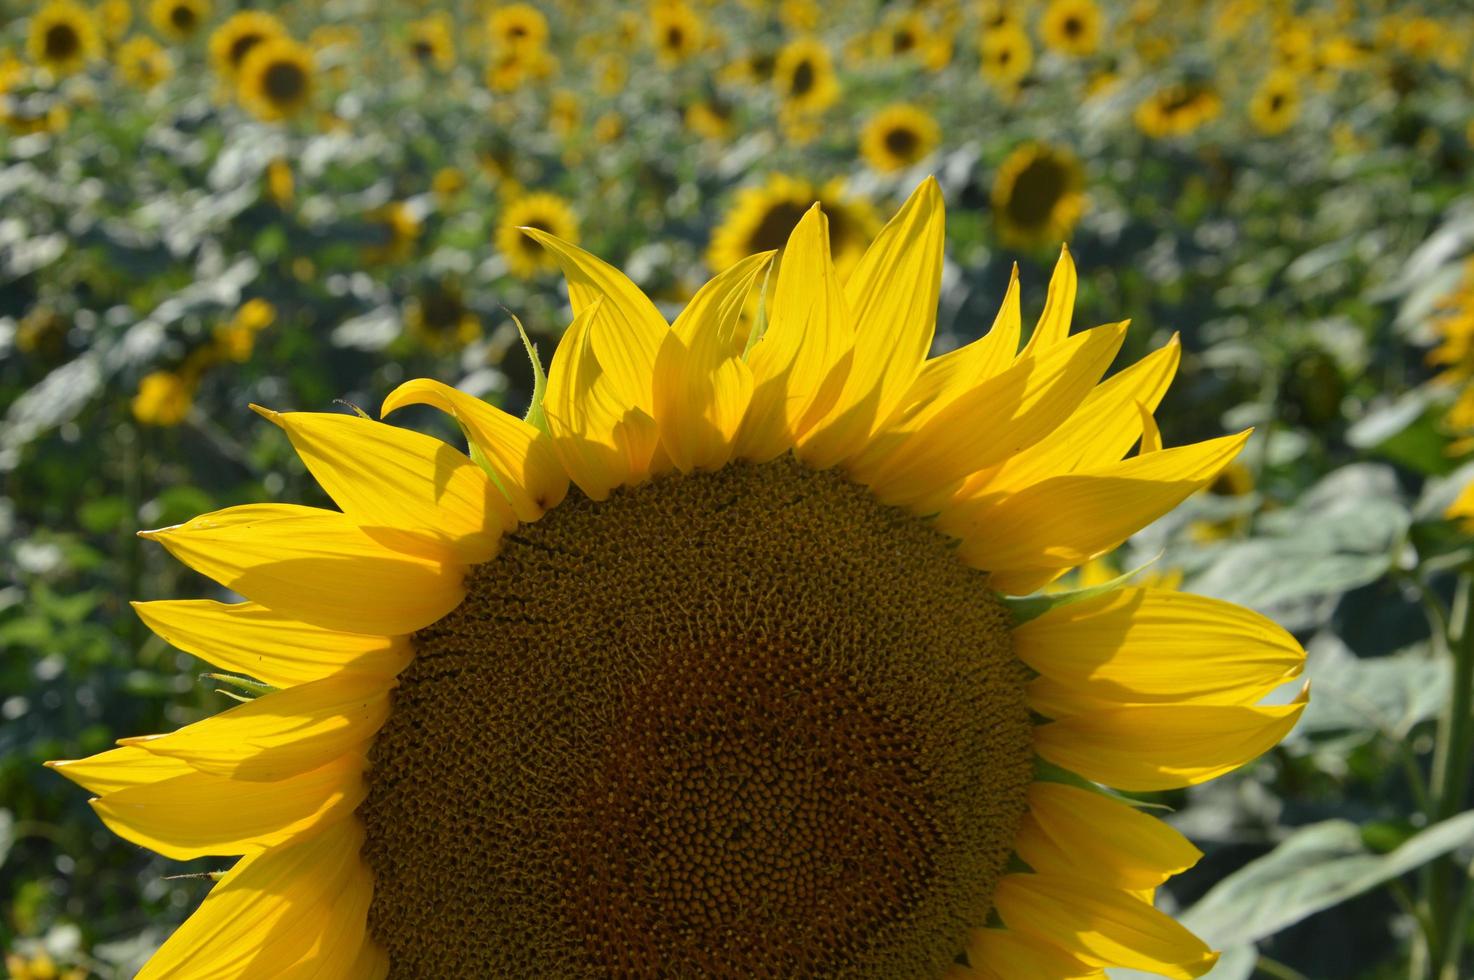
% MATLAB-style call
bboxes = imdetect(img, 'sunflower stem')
[1427,570,1474,977]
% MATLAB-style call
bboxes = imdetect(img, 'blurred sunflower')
[1190,461,1255,542]
[707,173,879,280]
[1040,0,1102,57]
[264,156,293,206]
[651,0,704,65]
[28,2,101,77]
[407,14,455,72]
[405,280,481,353]
[979,23,1033,88]
[992,143,1087,249]
[485,44,553,93]
[53,179,1305,979]
[364,201,421,265]
[1135,83,1223,138]
[860,102,941,173]
[431,166,466,205]
[1248,69,1300,136]
[773,36,838,113]
[130,370,193,426]
[1428,258,1474,452]
[213,299,276,363]
[547,88,580,137]
[149,0,208,42]
[496,191,579,279]
[208,11,286,80]
[237,37,314,122]
[685,94,735,141]
[116,34,172,88]
[877,11,932,60]
[96,0,133,43]
[488,2,548,54]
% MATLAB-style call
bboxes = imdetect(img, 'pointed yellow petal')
[132,600,410,689]
[90,753,364,860]
[964,927,1105,979]
[1034,685,1309,791]
[137,823,372,980]
[381,378,569,522]
[1013,587,1305,706]
[139,504,465,636]
[520,228,668,415]
[801,178,943,467]
[255,408,512,564]
[653,251,772,471]
[737,204,854,462]
[1017,782,1202,892]
[852,322,1127,509]
[46,746,195,796]
[122,671,391,782]
[994,873,1219,979]
[952,431,1251,590]
[1137,400,1163,454]
[1021,246,1077,355]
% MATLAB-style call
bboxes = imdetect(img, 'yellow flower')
[237,37,314,122]
[1248,69,1300,136]
[707,173,880,281]
[496,191,579,279]
[875,11,932,61]
[130,370,193,426]
[992,143,1087,249]
[115,34,171,88]
[979,23,1032,89]
[148,0,208,42]
[97,0,133,43]
[484,43,553,93]
[487,2,548,54]
[364,201,420,265]
[592,110,623,144]
[407,13,455,72]
[405,280,481,353]
[431,166,466,204]
[651,0,704,65]
[208,11,285,80]
[684,95,735,141]
[772,36,838,114]
[548,88,580,137]
[1429,259,1474,452]
[1135,83,1223,138]
[1040,0,1102,57]
[1189,460,1255,542]
[779,0,820,31]
[264,156,293,205]
[53,179,1305,979]
[860,102,941,173]
[28,2,102,77]
[593,52,626,96]
[213,298,276,362]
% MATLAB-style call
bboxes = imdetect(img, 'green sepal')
[1033,758,1173,812]
[513,314,550,434]
[999,553,1163,624]
[333,399,371,420]
[203,673,277,700]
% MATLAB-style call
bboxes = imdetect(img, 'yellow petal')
[1034,685,1309,791]
[381,377,569,522]
[254,408,511,564]
[132,600,411,689]
[46,746,195,796]
[1013,587,1305,706]
[993,872,1219,979]
[801,177,943,467]
[1016,782,1202,892]
[344,941,389,980]
[1138,400,1163,454]
[90,753,364,860]
[139,504,465,636]
[952,430,1251,591]
[737,204,854,462]
[852,322,1127,510]
[1020,246,1077,355]
[121,671,391,782]
[653,251,772,472]
[520,228,668,416]
[964,927,1104,979]
[137,823,372,980]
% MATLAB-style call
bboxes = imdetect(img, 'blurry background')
[4,0,1474,977]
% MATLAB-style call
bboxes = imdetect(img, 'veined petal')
[46,746,196,796]
[1034,685,1309,791]
[253,408,511,565]
[137,823,372,980]
[381,378,569,522]
[1016,782,1202,893]
[852,322,1127,510]
[521,228,668,416]
[654,251,772,472]
[993,873,1219,979]
[1020,246,1077,356]
[139,504,465,636]
[801,178,943,468]
[952,430,1251,592]
[121,671,391,782]
[737,204,854,462]
[1138,401,1163,454]
[90,753,364,860]
[132,600,411,689]
[963,928,1104,979]
[1012,587,1304,706]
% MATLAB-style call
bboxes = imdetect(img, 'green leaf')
[201,673,277,699]
[0,809,13,870]
[1289,633,1448,742]
[1001,555,1163,624]
[514,314,550,434]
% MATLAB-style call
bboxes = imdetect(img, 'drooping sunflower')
[706,173,880,280]
[1135,83,1223,139]
[28,1,102,77]
[1040,0,1102,57]
[496,191,579,279]
[773,36,839,114]
[208,11,286,80]
[651,0,704,65]
[979,22,1033,89]
[52,179,1306,979]
[992,143,1087,249]
[116,34,173,88]
[860,103,941,173]
[1248,69,1301,136]
[237,37,314,122]
[148,0,208,42]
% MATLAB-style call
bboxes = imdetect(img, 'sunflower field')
[4,0,1474,977]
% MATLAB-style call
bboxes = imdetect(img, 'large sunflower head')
[116,34,173,89]
[237,36,315,122]
[51,179,1306,980]
[979,22,1033,88]
[496,191,580,279]
[1040,0,1103,57]
[773,36,838,113]
[860,102,941,173]
[991,143,1088,249]
[706,174,880,281]
[149,0,209,42]
[28,1,102,77]
[208,11,286,80]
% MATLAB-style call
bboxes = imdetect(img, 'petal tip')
[248,403,283,427]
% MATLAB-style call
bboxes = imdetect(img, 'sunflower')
[97,0,133,43]
[684,94,735,141]
[651,0,704,65]
[208,11,286,80]
[876,11,932,61]
[52,179,1306,979]
[772,36,838,114]
[496,191,579,279]
[1135,83,1223,138]
[130,370,193,426]
[148,0,208,42]
[1040,0,1102,57]
[1190,460,1255,542]
[237,37,314,122]
[407,14,454,72]
[1428,258,1474,453]
[1248,69,1300,136]
[405,280,482,353]
[979,23,1033,88]
[992,143,1087,249]
[860,102,941,173]
[488,2,548,54]
[27,2,101,77]
[116,34,171,88]
[364,201,421,265]
[706,173,880,280]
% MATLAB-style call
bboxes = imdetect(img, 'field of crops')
[4,1,1474,977]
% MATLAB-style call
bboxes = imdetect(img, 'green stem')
[1429,571,1474,976]
[1254,954,1311,980]
[1437,857,1474,980]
